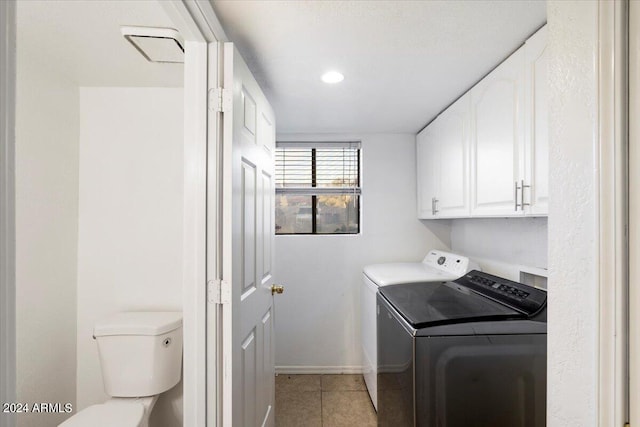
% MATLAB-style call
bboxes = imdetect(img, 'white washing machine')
[361,249,478,410]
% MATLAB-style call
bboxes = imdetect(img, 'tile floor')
[275,374,377,427]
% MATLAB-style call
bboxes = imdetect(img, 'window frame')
[275,141,362,236]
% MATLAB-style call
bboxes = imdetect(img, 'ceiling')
[17,0,183,87]
[211,0,546,134]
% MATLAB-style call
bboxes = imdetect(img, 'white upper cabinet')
[416,125,439,218]
[434,93,471,217]
[416,25,548,219]
[470,46,526,216]
[417,93,471,219]
[523,25,548,215]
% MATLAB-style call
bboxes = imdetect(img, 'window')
[275,141,361,235]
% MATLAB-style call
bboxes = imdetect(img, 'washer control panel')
[457,270,547,316]
[423,250,472,276]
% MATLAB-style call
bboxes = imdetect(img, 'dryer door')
[380,281,523,329]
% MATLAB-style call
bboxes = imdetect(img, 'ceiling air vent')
[121,26,184,64]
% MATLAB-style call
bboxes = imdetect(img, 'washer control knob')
[437,256,446,265]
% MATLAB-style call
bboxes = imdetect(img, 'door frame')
[0,2,17,427]
[629,2,640,425]
[159,1,228,426]
[597,1,629,426]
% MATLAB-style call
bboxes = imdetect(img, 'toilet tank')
[93,311,183,397]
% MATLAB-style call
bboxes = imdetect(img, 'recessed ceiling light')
[321,71,344,84]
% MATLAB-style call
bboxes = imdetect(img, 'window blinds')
[275,141,361,195]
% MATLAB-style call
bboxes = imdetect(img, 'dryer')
[377,271,547,426]
[361,250,477,409]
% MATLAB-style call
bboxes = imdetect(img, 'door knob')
[271,284,284,295]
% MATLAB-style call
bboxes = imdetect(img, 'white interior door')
[221,42,276,427]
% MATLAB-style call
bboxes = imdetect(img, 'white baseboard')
[275,365,364,375]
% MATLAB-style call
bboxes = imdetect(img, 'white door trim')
[161,0,227,43]
[181,37,209,427]
[158,1,227,426]
[629,2,640,425]
[597,1,629,426]
[0,2,16,427]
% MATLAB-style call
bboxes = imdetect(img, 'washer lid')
[363,263,455,287]
[379,282,524,329]
[59,402,144,427]
[94,311,182,337]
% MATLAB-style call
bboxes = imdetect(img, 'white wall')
[273,133,451,371]
[450,217,548,275]
[15,28,79,427]
[76,88,184,426]
[547,2,599,426]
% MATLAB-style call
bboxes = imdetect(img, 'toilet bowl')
[59,312,182,427]
[60,396,158,427]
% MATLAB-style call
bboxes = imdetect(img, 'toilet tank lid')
[94,311,182,337]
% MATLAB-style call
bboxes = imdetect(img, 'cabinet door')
[470,46,526,216]
[436,93,470,217]
[523,25,549,215]
[416,126,439,219]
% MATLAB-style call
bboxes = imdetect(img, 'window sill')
[275,233,362,238]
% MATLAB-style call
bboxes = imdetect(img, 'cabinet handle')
[433,198,439,214]
[521,180,531,211]
[514,181,521,211]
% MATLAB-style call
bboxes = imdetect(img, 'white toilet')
[60,311,183,427]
